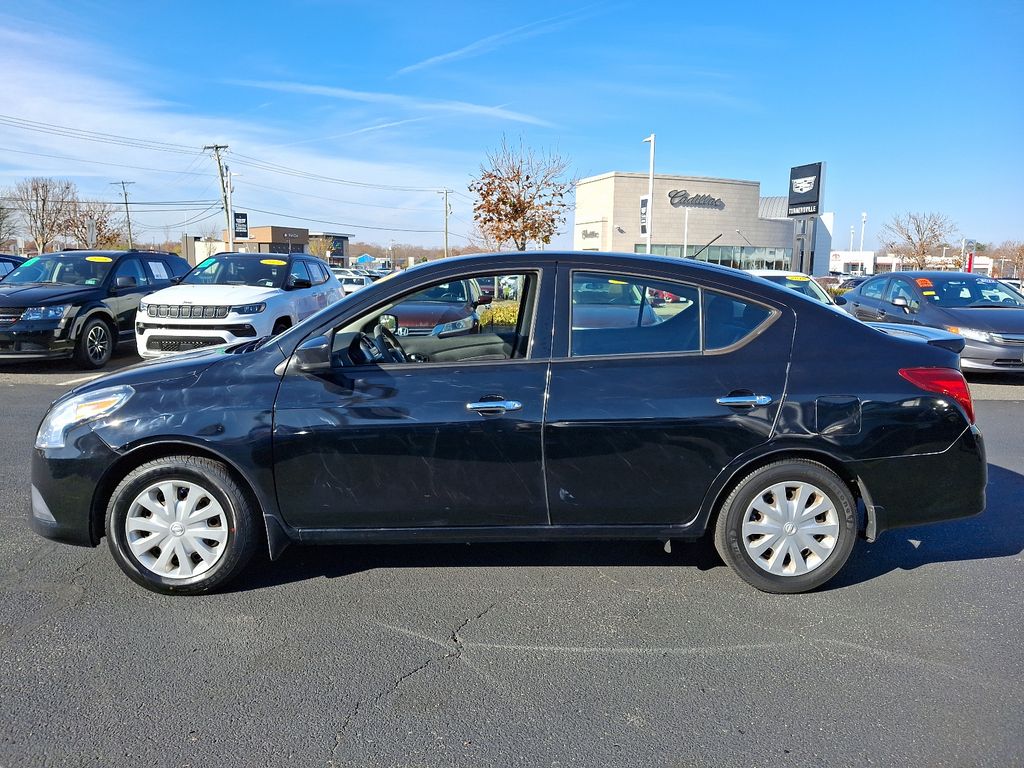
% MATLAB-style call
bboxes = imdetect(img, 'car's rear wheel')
[105,456,259,595]
[714,460,856,594]
[74,317,114,369]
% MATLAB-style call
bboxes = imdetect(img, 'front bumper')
[856,424,986,539]
[136,320,260,359]
[0,322,75,360]
[29,432,121,548]
[960,337,1024,372]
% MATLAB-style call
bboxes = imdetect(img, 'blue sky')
[0,0,1021,250]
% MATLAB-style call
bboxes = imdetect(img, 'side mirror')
[288,278,313,291]
[891,296,910,311]
[293,335,332,373]
[475,294,493,306]
[378,313,398,332]
[170,275,183,284]
[833,294,847,306]
[115,275,137,289]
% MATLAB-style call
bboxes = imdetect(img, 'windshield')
[405,280,472,304]
[919,276,1024,308]
[762,274,831,303]
[4,254,115,286]
[183,255,289,288]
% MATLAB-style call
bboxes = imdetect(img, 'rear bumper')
[856,424,986,538]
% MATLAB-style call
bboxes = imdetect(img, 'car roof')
[748,269,812,278]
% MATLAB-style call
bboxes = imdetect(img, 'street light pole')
[849,225,855,251]
[859,212,867,251]
[643,134,655,254]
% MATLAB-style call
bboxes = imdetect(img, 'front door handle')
[466,399,523,416]
[716,394,773,408]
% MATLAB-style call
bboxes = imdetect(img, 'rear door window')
[860,278,886,300]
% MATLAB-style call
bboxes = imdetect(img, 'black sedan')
[836,271,1024,372]
[29,252,986,595]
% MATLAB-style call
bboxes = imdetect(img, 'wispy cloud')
[266,118,432,149]
[394,6,601,76]
[230,79,554,127]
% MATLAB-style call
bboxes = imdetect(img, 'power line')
[233,205,444,234]
[0,146,210,177]
[228,151,445,193]
[0,114,198,155]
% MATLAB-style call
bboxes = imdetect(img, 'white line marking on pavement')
[54,374,102,386]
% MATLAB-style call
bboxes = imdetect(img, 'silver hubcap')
[87,325,109,361]
[125,480,229,580]
[741,481,840,577]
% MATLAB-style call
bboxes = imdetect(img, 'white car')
[747,269,834,304]
[339,275,374,295]
[136,253,342,358]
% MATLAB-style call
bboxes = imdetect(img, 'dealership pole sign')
[787,162,824,216]
[233,211,249,239]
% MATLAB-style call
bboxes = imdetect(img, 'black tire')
[74,316,114,369]
[272,318,291,334]
[713,459,857,594]
[105,455,260,595]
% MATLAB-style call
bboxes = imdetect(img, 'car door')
[847,276,889,321]
[107,257,151,339]
[272,266,554,529]
[544,267,793,526]
[878,276,922,324]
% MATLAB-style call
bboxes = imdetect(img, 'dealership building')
[573,172,832,274]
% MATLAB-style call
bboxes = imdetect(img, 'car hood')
[68,344,237,399]
[0,283,98,306]
[391,301,471,329]
[144,284,281,305]
[933,306,1024,333]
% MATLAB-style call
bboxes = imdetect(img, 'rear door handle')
[466,399,523,416]
[716,394,773,408]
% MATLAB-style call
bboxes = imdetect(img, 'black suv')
[0,250,191,368]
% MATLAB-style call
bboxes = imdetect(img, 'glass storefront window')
[633,244,793,270]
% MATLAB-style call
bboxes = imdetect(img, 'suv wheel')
[714,460,857,594]
[105,456,259,595]
[74,317,114,369]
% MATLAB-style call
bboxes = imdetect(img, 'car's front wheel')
[74,317,114,369]
[714,460,857,594]
[105,456,259,595]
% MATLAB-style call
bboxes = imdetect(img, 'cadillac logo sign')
[787,162,824,217]
[791,177,815,194]
[668,190,725,210]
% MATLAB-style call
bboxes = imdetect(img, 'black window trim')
[561,267,779,363]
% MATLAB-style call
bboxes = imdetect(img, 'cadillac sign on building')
[787,162,824,216]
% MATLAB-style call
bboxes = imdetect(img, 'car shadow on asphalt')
[828,462,1024,589]
[227,462,1022,593]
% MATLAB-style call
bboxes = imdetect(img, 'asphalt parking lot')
[1,357,1022,767]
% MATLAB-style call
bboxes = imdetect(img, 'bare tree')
[64,199,125,249]
[469,137,573,251]
[0,199,18,246]
[991,240,1024,279]
[306,235,333,259]
[879,212,956,270]
[11,178,77,254]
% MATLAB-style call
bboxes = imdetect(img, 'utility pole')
[225,165,234,251]
[438,189,450,258]
[204,144,230,247]
[112,181,135,249]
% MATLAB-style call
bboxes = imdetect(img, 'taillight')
[899,367,975,424]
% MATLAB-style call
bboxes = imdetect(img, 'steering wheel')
[373,324,408,363]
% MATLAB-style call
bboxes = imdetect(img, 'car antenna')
[689,234,723,260]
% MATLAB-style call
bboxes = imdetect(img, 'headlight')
[945,326,992,343]
[35,385,134,450]
[230,302,267,315]
[139,301,149,314]
[21,305,71,322]
[434,318,474,335]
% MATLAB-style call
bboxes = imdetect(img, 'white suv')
[136,252,342,358]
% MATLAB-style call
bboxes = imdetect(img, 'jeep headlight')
[945,326,991,343]
[21,305,71,322]
[35,385,134,450]
[230,302,267,315]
